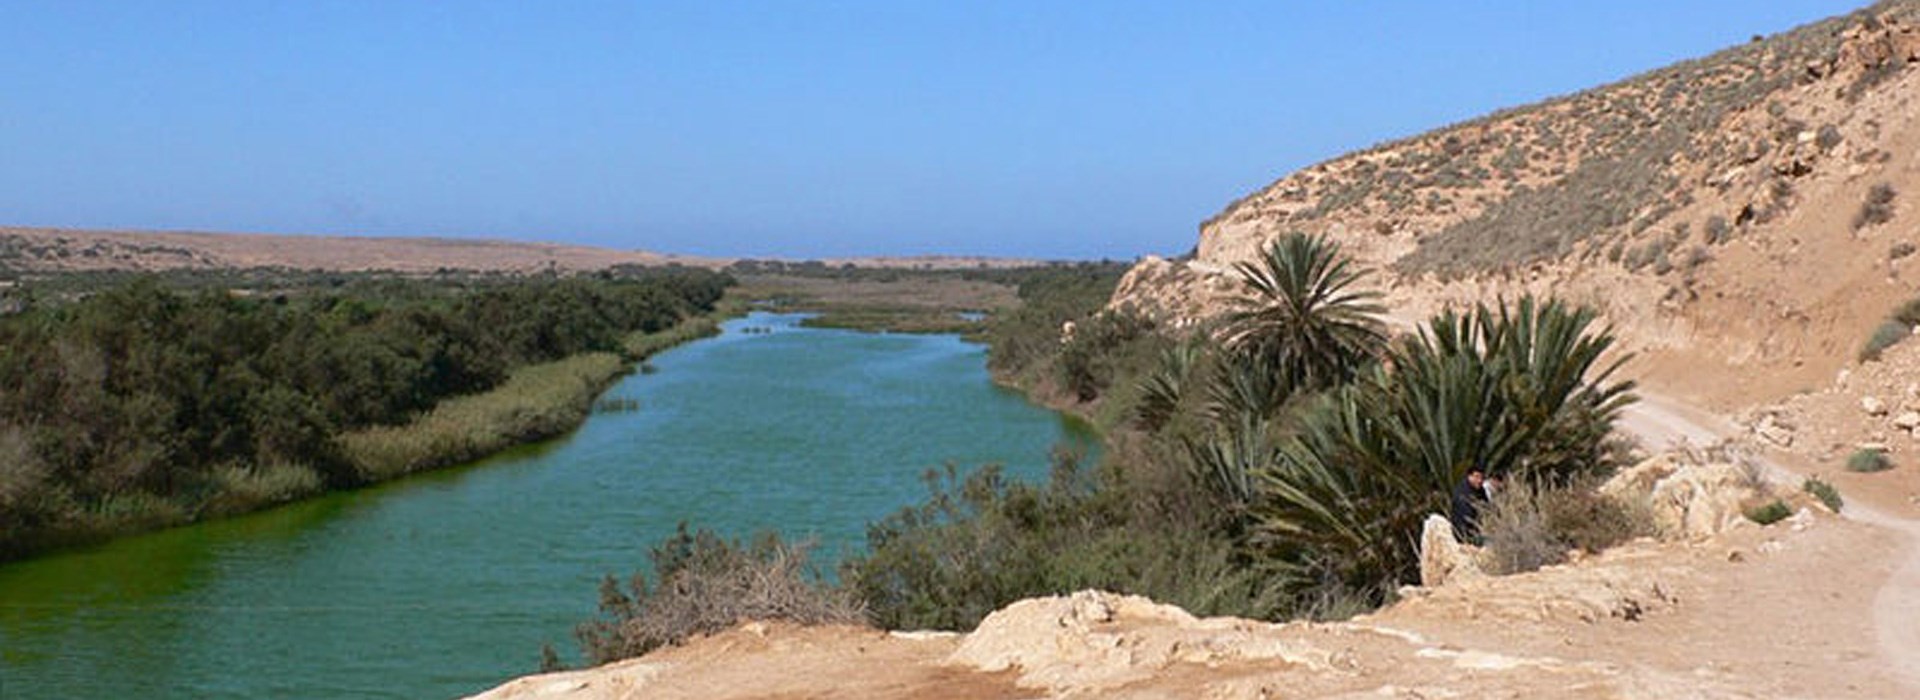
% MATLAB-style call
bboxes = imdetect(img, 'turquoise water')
[0,313,1094,699]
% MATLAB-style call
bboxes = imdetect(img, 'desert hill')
[0,226,711,274]
[1115,0,1920,412]
[0,226,1049,275]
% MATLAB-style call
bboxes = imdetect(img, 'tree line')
[0,268,731,560]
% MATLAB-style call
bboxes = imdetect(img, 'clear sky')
[0,1,1868,260]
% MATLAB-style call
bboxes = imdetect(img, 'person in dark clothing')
[1450,466,1489,544]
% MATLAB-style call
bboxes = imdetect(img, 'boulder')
[1862,396,1888,416]
[1758,424,1795,448]
[947,590,1332,694]
[1646,463,1758,540]
[1894,412,1920,431]
[1600,454,1680,501]
[1418,514,1485,587]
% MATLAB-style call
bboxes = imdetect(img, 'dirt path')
[1833,492,1920,691]
[1622,389,1920,692]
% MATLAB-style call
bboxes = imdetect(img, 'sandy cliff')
[1114,1,1920,410]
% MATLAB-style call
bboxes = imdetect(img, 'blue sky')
[0,1,1866,259]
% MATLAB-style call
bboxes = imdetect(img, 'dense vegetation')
[842,234,1637,627]
[726,259,1132,336]
[0,268,731,559]
[570,234,1642,668]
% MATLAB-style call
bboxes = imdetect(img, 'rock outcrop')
[947,591,1335,695]
[1602,452,1771,541]
[1416,514,1484,587]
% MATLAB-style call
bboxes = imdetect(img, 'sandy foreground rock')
[468,501,1912,700]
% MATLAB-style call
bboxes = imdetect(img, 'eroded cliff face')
[1115,2,1920,407]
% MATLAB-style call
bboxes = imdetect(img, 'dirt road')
[1622,390,1920,693]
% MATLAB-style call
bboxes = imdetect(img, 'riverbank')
[341,314,730,482]
[0,312,730,564]
[0,310,1089,700]
[730,272,1017,336]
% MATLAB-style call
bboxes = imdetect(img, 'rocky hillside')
[1116,0,1920,407]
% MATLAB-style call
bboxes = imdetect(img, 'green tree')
[1250,296,1634,596]
[1221,232,1387,394]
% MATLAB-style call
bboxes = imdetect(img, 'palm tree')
[1221,232,1387,393]
[1248,295,1635,595]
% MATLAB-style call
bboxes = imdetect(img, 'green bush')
[1803,477,1843,513]
[1249,296,1635,593]
[1859,297,1920,362]
[1056,310,1158,403]
[843,450,1289,632]
[1847,448,1894,473]
[1743,499,1792,525]
[980,263,1130,382]
[1859,322,1911,362]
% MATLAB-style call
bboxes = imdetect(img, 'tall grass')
[201,463,326,516]
[339,353,629,481]
[623,316,722,360]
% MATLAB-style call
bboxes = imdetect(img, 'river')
[0,312,1095,699]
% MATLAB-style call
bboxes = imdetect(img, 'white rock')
[1862,396,1888,416]
[1647,462,1762,540]
[1601,454,1679,500]
[1895,412,1920,431]
[1759,424,1795,448]
[1418,514,1484,587]
[1789,508,1815,532]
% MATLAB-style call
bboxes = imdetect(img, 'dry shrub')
[1480,478,1654,575]
[1854,183,1898,230]
[575,525,865,665]
[1480,481,1563,575]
